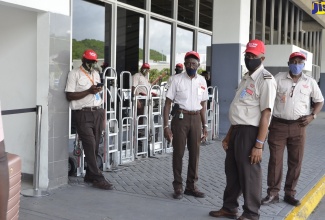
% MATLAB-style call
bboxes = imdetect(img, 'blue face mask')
[186,68,196,76]
[289,63,304,75]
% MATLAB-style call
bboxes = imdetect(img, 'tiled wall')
[48,12,71,188]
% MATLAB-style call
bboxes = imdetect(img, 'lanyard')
[80,66,94,85]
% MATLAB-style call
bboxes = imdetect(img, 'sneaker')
[92,179,114,190]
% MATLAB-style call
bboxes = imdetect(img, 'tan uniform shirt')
[229,64,277,126]
[0,102,4,142]
[132,72,151,95]
[65,66,102,110]
[166,72,208,111]
[273,72,324,120]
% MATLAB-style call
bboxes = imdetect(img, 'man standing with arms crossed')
[163,51,208,200]
[209,40,276,220]
[261,52,324,206]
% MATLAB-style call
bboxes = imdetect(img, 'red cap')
[289,52,306,60]
[184,51,200,61]
[83,49,98,61]
[141,63,150,69]
[244,39,265,56]
[176,63,183,68]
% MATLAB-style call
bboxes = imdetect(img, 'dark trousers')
[171,113,201,191]
[0,140,9,220]
[75,109,105,180]
[267,119,306,196]
[223,125,261,220]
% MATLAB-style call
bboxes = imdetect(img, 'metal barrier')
[206,86,214,141]
[212,86,219,140]
[102,67,119,171]
[133,85,149,158]
[117,71,134,165]
[148,85,164,156]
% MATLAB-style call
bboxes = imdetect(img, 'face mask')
[175,69,183,74]
[83,62,95,72]
[289,63,304,75]
[244,58,262,72]
[186,68,196,76]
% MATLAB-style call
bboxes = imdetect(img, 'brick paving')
[67,113,325,219]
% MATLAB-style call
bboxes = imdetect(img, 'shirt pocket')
[76,77,91,91]
[299,88,311,103]
[176,83,188,101]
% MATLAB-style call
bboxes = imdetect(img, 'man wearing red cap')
[65,49,113,190]
[163,51,208,200]
[261,52,324,206]
[209,40,276,220]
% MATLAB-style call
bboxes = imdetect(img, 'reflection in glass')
[175,27,193,64]
[178,0,195,25]
[151,0,172,18]
[118,0,145,9]
[72,0,105,67]
[149,19,171,76]
[199,0,213,31]
[197,32,211,70]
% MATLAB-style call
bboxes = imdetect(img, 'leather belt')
[272,116,298,124]
[78,106,101,111]
[178,109,200,115]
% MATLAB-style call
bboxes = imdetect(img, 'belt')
[272,116,298,124]
[78,106,101,111]
[178,109,200,115]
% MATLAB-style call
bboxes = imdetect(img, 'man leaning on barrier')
[163,51,208,200]
[65,49,113,190]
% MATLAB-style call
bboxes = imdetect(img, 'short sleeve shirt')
[0,102,4,142]
[229,65,277,126]
[273,72,324,120]
[166,72,209,111]
[65,67,102,110]
[132,73,151,95]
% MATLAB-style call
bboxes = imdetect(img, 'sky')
[72,0,211,59]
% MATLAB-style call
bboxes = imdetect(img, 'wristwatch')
[311,113,317,119]
[203,124,208,128]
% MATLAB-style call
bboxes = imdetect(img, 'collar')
[244,64,264,81]
[286,72,308,81]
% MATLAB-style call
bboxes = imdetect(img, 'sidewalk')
[19,113,325,220]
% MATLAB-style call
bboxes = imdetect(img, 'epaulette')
[263,72,273,79]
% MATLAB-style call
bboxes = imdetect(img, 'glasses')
[184,61,199,68]
[289,83,296,97]
[288,59,305,64]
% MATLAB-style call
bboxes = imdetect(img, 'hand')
[201,127,208,142]
[222,136,230,151]
[88,85,102,94]
[250,147,262,164]
[298,115,313,127]
[164,127,173,143]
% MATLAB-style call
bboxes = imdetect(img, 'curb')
[285,175,325,220]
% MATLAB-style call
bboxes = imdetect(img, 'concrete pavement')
[19,112,325,220]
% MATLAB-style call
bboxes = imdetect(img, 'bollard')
[21,105,49,197]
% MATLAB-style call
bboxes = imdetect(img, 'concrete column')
[211,0,251,136]
[320,29,325,111]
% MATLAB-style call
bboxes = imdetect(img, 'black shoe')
[184,189,205,198]
[284,195,301,206]
[173,189,183,199]
[261,195,279,205]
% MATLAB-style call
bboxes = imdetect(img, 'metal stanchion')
[21,105,49,197]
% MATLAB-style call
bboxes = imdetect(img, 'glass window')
[118,0,145,10]
[116,7,144,86]
[72,0,105,68]
[197,32,211,71]
[175,26,193,64]
[199,0,212,31]
[151,0,173,18]
[149,19,171,81]
[178,0,196,26]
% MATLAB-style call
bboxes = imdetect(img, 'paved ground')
[19,113,325,220]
